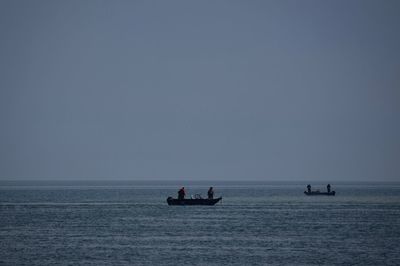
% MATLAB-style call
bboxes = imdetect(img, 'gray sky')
[1,0,399,181]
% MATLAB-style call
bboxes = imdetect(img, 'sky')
[0,0,399,181]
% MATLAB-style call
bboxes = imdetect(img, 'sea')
[1,180,399,266]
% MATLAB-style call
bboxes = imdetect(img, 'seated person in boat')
[327,184,331,193]
[178,187,185,200]
[207,187,214,199]
[307,184,311,193]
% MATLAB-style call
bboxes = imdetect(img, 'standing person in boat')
[307,184,311,193]
[327,184,331,193]
[178,187,185,200]
[207,187,214,199]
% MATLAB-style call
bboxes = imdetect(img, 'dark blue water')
[1,181,400,265]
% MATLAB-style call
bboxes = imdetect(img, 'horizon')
[1,178,399,184]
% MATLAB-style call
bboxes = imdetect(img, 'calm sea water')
[1,181,399,265]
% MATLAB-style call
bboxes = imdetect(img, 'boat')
[166,196,222,205]
[304,191,335,196]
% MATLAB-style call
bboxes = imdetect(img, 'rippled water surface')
[1,181,400,265]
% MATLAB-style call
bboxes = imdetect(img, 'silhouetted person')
[178,187,185,200]
[327,184,331,193]
[307,184,311,193]
[207,187,214,199]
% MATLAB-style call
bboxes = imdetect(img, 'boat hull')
[304,191,336,196]
[167,197,222,205]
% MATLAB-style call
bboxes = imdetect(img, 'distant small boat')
[167,197,222,205]
[304,191,336,196]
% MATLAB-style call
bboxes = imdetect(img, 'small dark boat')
[167,197,222,205]
[304,191,336,196]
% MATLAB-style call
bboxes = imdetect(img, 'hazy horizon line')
[1,178,399,184]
